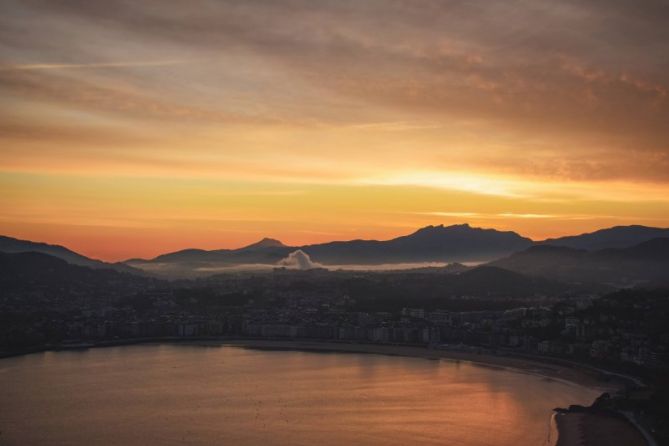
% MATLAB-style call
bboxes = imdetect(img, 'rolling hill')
[0,235,141,274]
[490,238,669,286]
[539,225,669,250]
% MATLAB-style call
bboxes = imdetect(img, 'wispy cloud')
[496,213,557,219]
[359,172,526,198]
[419,211,558,219]
[417,212,646,221]
[422,212,482,218]
[0,60,193,72]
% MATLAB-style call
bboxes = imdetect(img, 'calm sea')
[0,344,599,445]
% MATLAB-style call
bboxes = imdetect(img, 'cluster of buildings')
[2,271,667,372]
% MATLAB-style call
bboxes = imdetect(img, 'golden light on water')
[0,345,602,445]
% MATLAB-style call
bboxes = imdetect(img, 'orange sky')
[1,1,668,261]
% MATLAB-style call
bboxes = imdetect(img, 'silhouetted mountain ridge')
[4,224,668,280]
[451,265,570,296]
[491,237,669,286]
[539,225,669,250]
[242,238,286,250]
[595,237,669,262]
[0,235,140,274]
[0,251,153,289]
[133,224,532,272]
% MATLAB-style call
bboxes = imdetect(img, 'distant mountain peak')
[241,238,286,250]
[410,223,525,239]
[413,223,473,234]
[539,225,669,251]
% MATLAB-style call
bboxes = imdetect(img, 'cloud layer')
[2,0,668,180]
[1,0,668,259]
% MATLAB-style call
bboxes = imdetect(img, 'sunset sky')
[1,0,669,261]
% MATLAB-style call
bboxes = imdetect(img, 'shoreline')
[208,339,623,391]
[3,337,644,445]
[181,339,656,446]
[554,411,648,446]
[2,337,631,390]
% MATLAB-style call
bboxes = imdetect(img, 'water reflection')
[0,344,599,446]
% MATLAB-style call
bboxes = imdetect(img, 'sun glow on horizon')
[1,1,668,260]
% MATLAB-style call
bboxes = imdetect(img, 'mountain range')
[123,224,534,276]
[297,224,532,264]
[1,224,667,283]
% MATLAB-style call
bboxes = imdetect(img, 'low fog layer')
[127,257,480,278]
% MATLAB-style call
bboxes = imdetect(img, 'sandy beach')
[2,337,631,390]
[202,339,649,446]
[555,412,647,446]
[192,338,621,390]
